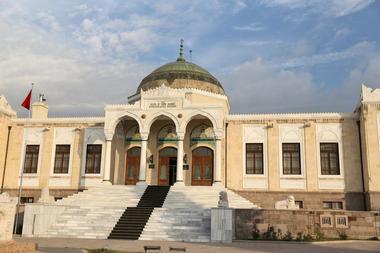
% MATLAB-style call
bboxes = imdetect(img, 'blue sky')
[0,0,379,116]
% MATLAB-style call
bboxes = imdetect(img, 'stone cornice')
[227,112,358,121]
[12,117,105,125]
[128,84,230,108]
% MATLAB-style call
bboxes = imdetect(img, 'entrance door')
[158,147,177,186]
[192,147,213,186]
[125,147,141,185]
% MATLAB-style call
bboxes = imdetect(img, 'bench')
[169,246,186,252]
[144,246,161,253]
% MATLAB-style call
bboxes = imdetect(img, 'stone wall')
[235,191,365,211]
[22,203,66,237]
[0,202,16,241]
[235,209,380,240]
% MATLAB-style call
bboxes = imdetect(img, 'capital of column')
[140,132,149,140]
[177,132,185,140]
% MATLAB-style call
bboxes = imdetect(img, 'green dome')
[137,58,225,95]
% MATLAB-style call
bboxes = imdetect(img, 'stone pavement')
[14,237,380,253]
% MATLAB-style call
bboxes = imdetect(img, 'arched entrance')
[192,147,213,186]
[125,147,141,185]
[158,147,177,185]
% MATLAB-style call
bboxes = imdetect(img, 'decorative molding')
[316,123,345,181]
[242,124,268,178]
[13,117,104,124]
[0,95,16,116]
[48,178,71,187]
[279,124,306,178]
[140,83,228,101]
[228,112,356,121]
[280,178,306,189]
[243,178,268,189]
[318,178,345,190]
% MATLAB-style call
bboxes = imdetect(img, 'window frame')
[323,201,343,210]
[245,143,264,175]
[320,142,340,176]
[23,145,40,174]
[85,144,103,174]
[53,144,71,174]
[282,143,302,175]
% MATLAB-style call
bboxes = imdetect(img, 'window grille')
[320,214,334,228]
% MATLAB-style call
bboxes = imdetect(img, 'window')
[282,143,301,175]
[295,200,303,209]
[320,143,340,175]
[85,144,102,174]
[23,145,39,173]
[54,197,63,201]
[323,201,343,210]
[246,143,263,174]
[54,145,71,174]
[20,197,34,204]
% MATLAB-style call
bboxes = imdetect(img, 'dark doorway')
[158,147,177,186]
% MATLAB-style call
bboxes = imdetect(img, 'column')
[175,137,184,186]
[213,138,222,186]
[103,139,112,183]
[137,138,147,185]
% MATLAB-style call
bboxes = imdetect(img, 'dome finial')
[177,39,185,62]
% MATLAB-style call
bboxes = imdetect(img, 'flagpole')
[14,83,34,235]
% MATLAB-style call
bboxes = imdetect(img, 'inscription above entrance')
[148,101,177,108]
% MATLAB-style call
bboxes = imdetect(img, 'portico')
[103,84,228,187]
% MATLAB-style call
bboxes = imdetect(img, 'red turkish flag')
[21,89,32,110]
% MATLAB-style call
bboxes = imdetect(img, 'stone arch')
[146,111,180,133]
[107,111,142,139]
[181,110,218,132]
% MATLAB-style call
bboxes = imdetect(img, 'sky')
[0,0,379,117]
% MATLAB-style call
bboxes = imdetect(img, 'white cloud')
[239,40,283,46]
[36,11,61,31]
[0,15,151,117]
[259,0,375,17]
[233,22,265,32]
[225,58,318,113]
[232,0,248,14]
[225,53,380,113]
[335,27,351,38]
[274,41,376,68]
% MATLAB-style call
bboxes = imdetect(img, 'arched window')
[157,123,177,146]
[125,125,141,143]
[190,124,215,146]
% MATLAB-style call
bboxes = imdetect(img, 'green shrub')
[263,225,278,240]
[338,231,348,240]
[296,232,303,241]
[283,231,293,241]
[251,224,260,240]
[303,234,313,241]
[315,226,325,241]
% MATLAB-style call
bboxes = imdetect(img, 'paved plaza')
[15,237,380,253]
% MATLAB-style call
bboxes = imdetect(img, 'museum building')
[1,45,380,220]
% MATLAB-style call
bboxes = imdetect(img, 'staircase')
[108,186,170,240]
[140,185,258,242]
[41,185,146,239]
